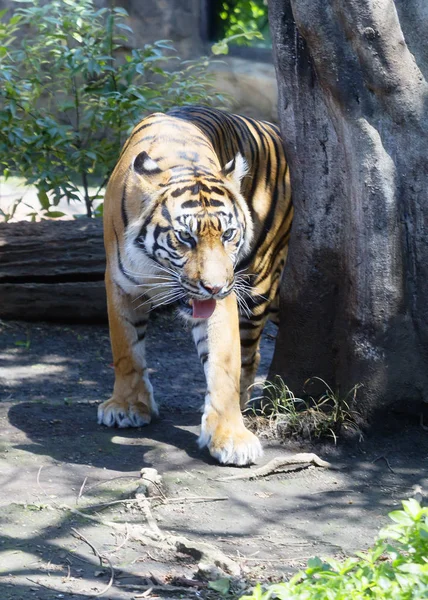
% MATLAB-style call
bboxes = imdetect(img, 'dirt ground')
[1,312,428,600]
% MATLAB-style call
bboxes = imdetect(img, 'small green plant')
[14,334,31,349]
[241,499,428,600]
[0,0,226,219]
[246,376,362,443]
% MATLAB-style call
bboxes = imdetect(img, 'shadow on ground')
[1,315,427,599]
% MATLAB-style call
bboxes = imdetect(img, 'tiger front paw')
[198,410,262,466]
[97,395,158,428]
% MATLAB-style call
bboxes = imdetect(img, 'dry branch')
[217,453,334,481]
[61,503,241,576]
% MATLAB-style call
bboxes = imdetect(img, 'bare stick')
[217,453,335,481]
[108,523,130,556]
[71,528,115,596]
[166,495,228,504]
[130,584,200,596]
[372,455,395,474]
[71,528,103,567]
[26,577,52,591]
[77,476,88,504]
[79,494,229,513]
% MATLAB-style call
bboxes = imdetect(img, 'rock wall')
[108,0,204,59]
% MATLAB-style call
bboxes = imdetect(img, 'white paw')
[97,400,154,428]
[198,414,263,466]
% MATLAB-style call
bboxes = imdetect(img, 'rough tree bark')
[268,0,428,418]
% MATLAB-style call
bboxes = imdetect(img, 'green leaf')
[113,7,129,16]
[307,557,324,569]
[37,189,50,210]
[402,498,422,520]
[208,578,230,595]
[211,41,229,55]
[94,203,103,218]
[45,211,66,218]
[388,510,413,525]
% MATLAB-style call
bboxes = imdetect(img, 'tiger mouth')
[178,297,217,319]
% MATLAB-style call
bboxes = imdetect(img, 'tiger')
[98,105,293,466]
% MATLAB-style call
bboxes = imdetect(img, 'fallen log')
[0,219,107,322]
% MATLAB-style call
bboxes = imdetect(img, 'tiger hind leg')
[98,271,158,428]
[239,317,266,409]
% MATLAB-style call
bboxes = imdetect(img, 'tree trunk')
[0,220,107,322]
[268,0,428,418]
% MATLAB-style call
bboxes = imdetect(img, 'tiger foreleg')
[192,293,262,466]
[98,271,158,428]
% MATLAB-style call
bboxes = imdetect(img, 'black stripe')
[114,228,140,285]
[181,200,200,209]
[241,336,261,348]
[239,320,262,330]
[161,202,172,224]
[121,166,132,229]
[171,186,197,198]
[208,199,225,207]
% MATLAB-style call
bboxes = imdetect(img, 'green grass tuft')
[245,376,362,444]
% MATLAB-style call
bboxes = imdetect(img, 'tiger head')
[125,151,253,319]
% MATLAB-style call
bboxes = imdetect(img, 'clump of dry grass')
[244,376,363,443]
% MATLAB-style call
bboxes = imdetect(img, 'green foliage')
[211,29,264,56]
[241,499,428,600]
[215,1,270,48]
[246,376,362,443]
[208,578,231,595]
[0,0,224,219]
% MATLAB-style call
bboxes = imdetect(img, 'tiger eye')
[222,228,236,241]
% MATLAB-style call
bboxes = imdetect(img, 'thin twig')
[71,528,103,567]
[80,494,229,512]
[166,495,228,504]
[71,528,115,596]
[128,584,200,596]
[108,524,130,556]
[77,476,88,504]
[372,455,395,474]
[170,577,207,588]
[26,577,53,590]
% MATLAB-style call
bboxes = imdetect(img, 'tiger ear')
[133,151,168,186]
[221,153,248,190]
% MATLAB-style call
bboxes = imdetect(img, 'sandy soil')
[1,313,427,600]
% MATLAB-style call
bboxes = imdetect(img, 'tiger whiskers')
[234,288,252,319]
[134,288,187,312]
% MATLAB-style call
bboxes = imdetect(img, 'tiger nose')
[201,282,223,295]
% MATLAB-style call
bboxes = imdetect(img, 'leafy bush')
[0,0,225,219]
[241,499,428,600]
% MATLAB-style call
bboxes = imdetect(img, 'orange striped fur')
[99,106,292,465]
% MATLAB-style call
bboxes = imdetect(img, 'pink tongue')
[192,298,217,319]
